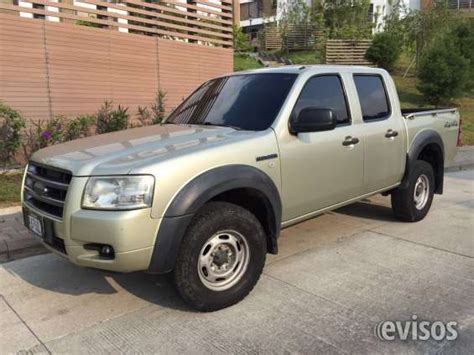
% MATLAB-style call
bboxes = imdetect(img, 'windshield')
[166,73,297,131]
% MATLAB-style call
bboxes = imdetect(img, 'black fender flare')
[147,165,282,274]
[401,129,445,193]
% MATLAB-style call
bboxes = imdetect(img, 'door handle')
[385,129,399,138]
[342,136,360,146]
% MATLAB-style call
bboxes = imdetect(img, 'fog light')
[84,243,115,259]
[100,245,114,258]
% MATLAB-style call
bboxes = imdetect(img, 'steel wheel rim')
[197,230,250,292]
[414,174,429,210]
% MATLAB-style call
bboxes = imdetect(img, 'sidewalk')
[0,207,47,263]
[446,145,474,172]
[1,146,473,264]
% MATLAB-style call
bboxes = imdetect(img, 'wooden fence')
[0,0,233,120]
[325,39,372,65]
[261,25,319,51]
[0,0,233,47]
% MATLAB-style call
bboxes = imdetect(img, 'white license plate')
[28,214,43,237]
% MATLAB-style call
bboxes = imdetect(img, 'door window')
[353,75,391,121]
[293,75,350,125]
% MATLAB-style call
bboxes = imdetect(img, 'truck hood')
[30,124,247,176]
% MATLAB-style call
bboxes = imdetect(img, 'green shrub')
[365,32,401,72]
[64,115,95,141]
[21,117,61,157]
[450,21,474,93]
[96,101,129,134]
[136,90,167,126]
[233,25,252,52]
[0,102,26,165]
[151,90,166,124]
[417,40,469,105]
[136,106,152,126]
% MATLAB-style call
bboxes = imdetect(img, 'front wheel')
[173,201,266,311]
[391,160,435,222]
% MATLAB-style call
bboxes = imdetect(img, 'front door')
[279,74,365,222]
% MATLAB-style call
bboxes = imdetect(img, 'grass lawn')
[284,50,322,65]
[234,54,263,71]
[0,173,23,208]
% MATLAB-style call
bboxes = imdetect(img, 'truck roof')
[231,65,387,76]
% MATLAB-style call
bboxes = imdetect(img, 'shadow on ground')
[3,254,192,312]
[2,200,396,312]
[334,199,397,222]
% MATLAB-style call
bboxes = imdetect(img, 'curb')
[0,238,48,264]
[0,207,48,264]
[445,163,474,173]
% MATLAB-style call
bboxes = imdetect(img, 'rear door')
[352,74,405,193]
[279,74,365,221]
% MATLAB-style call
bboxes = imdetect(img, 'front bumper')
[22,176,161,273]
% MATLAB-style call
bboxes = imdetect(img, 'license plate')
[28,214,43,238]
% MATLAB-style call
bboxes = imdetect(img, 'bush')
[450,21,474,93]
[64,115,96,141]
[136,106,152,126]
[0,102,26,165]
[137,90,167,126]
[151,90,166,124]
[22,116,64,157]
[233,25,252,52]
[365,32,401,72]
[417,40,469,105]
[96,101,129,134]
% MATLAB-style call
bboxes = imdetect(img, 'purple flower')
[41,130,51,140]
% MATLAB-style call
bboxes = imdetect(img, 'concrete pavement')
[0,170,472,354]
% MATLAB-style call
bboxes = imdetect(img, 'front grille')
[23,162,72,219]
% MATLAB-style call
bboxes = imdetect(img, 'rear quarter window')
[353,75,391,121]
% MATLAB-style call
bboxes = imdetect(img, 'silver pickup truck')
[22,66,460,311]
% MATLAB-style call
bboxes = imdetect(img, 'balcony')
[240,0,276,27]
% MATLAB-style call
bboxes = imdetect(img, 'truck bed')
[402,107,460,167]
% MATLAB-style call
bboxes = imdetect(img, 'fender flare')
[401,129,445,193]
[148,165,282,274]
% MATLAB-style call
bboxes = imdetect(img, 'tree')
[278,0,312,52]
[365,32,401,71]
[417,38,469,105]
[232,25,252,52]
[401,3,456,69]
[323,0,373,39]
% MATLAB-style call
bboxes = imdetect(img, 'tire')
[173,201,266,312]
[391,160,435,222]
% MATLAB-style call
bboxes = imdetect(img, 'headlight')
[82,175,154,210]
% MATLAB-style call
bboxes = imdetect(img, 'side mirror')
[290,107,337,134]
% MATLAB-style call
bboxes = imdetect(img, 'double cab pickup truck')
[22,66,460,311]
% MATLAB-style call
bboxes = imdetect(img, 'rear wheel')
[391,160,435,222]
[173,201,266,311]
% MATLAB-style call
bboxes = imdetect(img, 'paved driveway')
[0,170,473,354]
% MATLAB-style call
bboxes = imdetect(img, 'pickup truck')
[22,66,460,311]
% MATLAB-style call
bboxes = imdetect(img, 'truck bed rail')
[402,108,458,120]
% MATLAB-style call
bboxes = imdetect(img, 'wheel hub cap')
[198,230,250,291]
[413,174,429,210]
